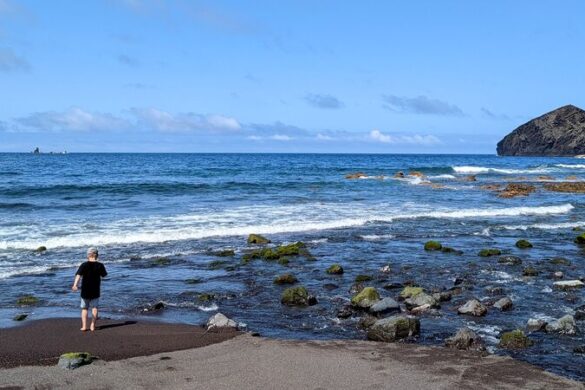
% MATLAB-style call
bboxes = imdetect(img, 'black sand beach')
[0,318,239,368]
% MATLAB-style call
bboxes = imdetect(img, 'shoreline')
[0,319,582,390]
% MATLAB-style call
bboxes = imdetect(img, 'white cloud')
[316,133,333,140]
[271,134,292,141]
[16,107,129,132]
[130,108,241,132]
[369,129,440,145]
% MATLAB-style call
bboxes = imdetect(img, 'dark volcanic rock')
[497,105,585,156]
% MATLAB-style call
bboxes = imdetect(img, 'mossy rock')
[326,264,344,275]
[16,295,39,306]
[399,286,423,299]
[13,313,28,321]
[280,286,317,306]
[211,249,235,257]
[197,293,216,302]
[274,273,298,285]
[424,241,442,251]
[515,239,533,249]
[498,256,522,265]
[522,266,539,277]
[151,257,171,266]
[355,274,373,283]
[441,247,463,255]
[351,287,380,308]
[278,257,290,266]
[58,352,93,369]
[247,234,270,245]
[35,246,47,253]
[208,260,229,270]
[574,233,585,244]
[478,248,501,257]
[242,242,309,263]
[184,278,202,284]
[499,330,533,349]
[550,257,571,266]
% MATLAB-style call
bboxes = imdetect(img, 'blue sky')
[0,0,584,153]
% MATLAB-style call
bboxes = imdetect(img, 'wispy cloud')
[117,54,140,67]
[481,107,510,120]
[369,129,441,145]
[382,95,464,116]
[16,108,129,132]
[129,108,241,132]
[0,47,30,72]
[304,93,344,109]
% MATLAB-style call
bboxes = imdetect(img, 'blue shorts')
[80,298,99,309]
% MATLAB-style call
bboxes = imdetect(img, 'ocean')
[0,153,583,379]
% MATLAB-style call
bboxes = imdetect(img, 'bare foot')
[90,323,96,331]
[80,328,88,331]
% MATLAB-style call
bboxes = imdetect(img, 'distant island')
[497,104,585,156]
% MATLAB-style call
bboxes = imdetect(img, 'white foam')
[0,203,574,251]
[555,164,585,169]
[360,234,395,241]
[197,304,219,312]
[428,174,456,180]
[501,221,584,231]
[452,165,552,175]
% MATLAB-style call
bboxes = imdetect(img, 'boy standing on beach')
[72,247,107,331]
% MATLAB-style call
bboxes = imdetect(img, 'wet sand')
[0,319,582,390]
[0,318,239,368]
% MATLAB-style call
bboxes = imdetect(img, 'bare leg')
[81,309,88,331]
[90,308,98,331]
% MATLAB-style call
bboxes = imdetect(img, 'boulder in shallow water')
[498,255,522,265]
[35,246,47,253]
[369,297,400,316]
[58,352,93,370]
[247,234,270,245]
[445,328,486,352]
[355,274,373,283]
[546,315,577,335]
[457,299,487,317]
[432,291,452,302]
[142,301,165,313]
[13,313,28,321]
[281,286,317,306]
[399,286,423,300]
[515,239,533,249]
[273,273,298,285]
[16,295,38,306]
[575,233,585,244]
[351,287,380,309]
[522,266,539,277]
[404,293,439,310]
[499,330,533,349]
[207,313,238,330]
[550,257,571,266]
[366,315,420,342]
[526,318,547,332]
[423,241,442,251]
[345,172,367,179]
[478,248,501,257]
[498,183,536,198]
[574,346,585,354]
[326,264,344,275]
[553,280,584,290]
[575,304,585,321]
[493,297,513,311]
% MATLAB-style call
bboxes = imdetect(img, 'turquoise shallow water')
[0,153,584,379]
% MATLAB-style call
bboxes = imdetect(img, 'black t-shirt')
[76,261,107,299]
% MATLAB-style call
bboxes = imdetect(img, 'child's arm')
[72,274,81,291]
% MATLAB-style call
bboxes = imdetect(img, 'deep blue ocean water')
[0,153,584,379]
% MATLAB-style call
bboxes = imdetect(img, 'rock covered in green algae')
[151,257,171,266]
[247,234,271,244]
[399,286,423,299]
[549,257,571,266]
[16,295,38,306]
[350,287,380,309]
[35,246,47,253]
[423,241,442,251]
[274,273,298,285]
[281,286,317,306]
[13,313,28,321]
[441,247,463,255]
[515,239,533,249]
[366,315,420,342]
[58,352,93,370]
[326,264,344,275]
[574,233,585,244]
[499,330,533,349]
[478,248,501,257]
[445,328,486,351]
[242,242,310,264]
[211,249,235,257]
[354,274,373,283]
[498,255,522,265]
[457,299,487,317]
[522,266,539,276]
